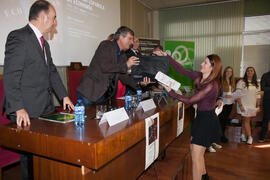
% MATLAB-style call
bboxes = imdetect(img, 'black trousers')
[260,99,270,139]
[218,104,233,137]
[8,115,33,180]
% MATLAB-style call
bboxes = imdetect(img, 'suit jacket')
[77,40,137,102]
[3,24,67,118]
[125,48,142,59]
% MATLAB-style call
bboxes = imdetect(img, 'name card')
[136,99,156,112]
[176,102,185,137]
[99,108,129,126]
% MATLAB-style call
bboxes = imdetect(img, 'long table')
[0,98,192,180]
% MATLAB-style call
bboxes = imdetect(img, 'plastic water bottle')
[125,95,132,110]
[75,99,85,127]
[137,90,142,103]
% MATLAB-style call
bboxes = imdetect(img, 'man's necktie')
[40,36,45,56]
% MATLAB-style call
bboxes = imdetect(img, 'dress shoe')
[202,173,209,180]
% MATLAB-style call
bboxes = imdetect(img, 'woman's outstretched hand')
[152,50,167,56]
[159,82,172,93]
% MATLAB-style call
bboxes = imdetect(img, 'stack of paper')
[155,71,181,91]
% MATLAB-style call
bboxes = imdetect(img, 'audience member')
[259,70,270,142]
[236,67,261,145]
[218,66,236,143]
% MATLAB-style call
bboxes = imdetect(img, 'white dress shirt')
[28,23,47,63]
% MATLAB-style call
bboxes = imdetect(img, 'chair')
[66,62,88,105]
[0,75,20,180]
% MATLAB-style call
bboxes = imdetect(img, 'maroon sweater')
[168,56,218,111]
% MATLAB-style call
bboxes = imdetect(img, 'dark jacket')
[261,71,270,100]
[3,24,67,117]
[77,40,137,102]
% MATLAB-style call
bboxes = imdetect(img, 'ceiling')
[137,0,233,10]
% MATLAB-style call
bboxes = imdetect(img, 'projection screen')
[0,0,120,66]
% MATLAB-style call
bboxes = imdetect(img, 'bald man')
[3,1,73,179]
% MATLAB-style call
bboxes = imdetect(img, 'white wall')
[242,45,270,79]
[152,10,159,39]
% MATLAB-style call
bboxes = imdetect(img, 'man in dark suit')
[3,1,74,179]
[126,36,142,59]
[259,70,270,142]
[125,36,143,93]
[77,26,150,105]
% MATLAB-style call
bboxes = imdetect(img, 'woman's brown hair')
[194,54,222,91]
[107,33,115,41]
[222,66,235,92]
[243,67,259,89]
